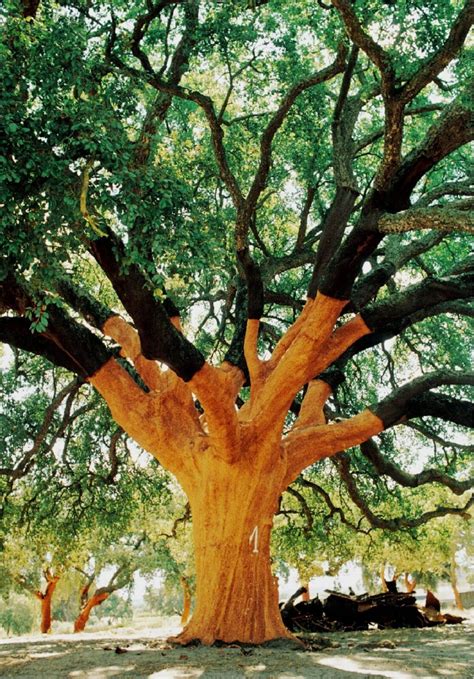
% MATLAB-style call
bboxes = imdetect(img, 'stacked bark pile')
[280,587,465,633]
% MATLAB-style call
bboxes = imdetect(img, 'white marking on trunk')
[249,525,259,553]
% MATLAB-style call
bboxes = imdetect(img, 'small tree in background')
[0,594,35,636]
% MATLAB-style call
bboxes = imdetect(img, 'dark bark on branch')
[407,393,474,428]
[330,0,394,86]
[308,186,359,297]
[318,220,383,299]
[0,317,82,374]
[361,270,474,333]
[370,370,474,428]
[339,299,474,366]
[88,227,204,380]
[0,273,112,377]
[54,279,114,330]
[387,93,474,211]
[21,0,40,19]
[351,232,444,310]
[398,1,474,104]
[415,180,474,207]
[334,453,474,530]
[237,248,264,320]
[223,284,249,380]
[360,439,473,496]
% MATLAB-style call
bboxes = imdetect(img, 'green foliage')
[0,0,472,608]
[143,582,184,617]
[0,594,35,636]
[94,592,133,623]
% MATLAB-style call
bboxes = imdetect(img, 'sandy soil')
[1,616,473,679]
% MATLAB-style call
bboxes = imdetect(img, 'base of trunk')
[168,627,300,648]
[168,601,295,646]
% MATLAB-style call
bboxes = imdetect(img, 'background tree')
[0,594,35,636]
[94,592,133,626]
[0,529,66,634]
[0,352,178,633]
[1,0,473,644]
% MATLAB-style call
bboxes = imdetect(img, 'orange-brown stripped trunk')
[180,577,192,626]
[73,592,109,632]
[89,295,384,644]
[173,446,292,645]
[450,560,464,610]
[37,575,60,634]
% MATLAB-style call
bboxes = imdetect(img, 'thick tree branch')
[334,453,473,529]
[0,272,112,379]
[88,225,205,381]
[283,369,473,487]
[283,408,384,487]
[237,44,347,249]
[371,369,474,428]
[351,232,445,310]
[378,206,474,235]
[398,1,474,104]
[415,179,474,207]
[248,296,368,434]
[360,269,474,334]
[360,438,473,496]
[388,89,474,210]
[89,358,199,476]
[330,0,394,85]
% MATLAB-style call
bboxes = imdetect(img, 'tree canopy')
[1,0,473,645]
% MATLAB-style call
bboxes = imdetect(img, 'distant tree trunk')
[380,566,399,593]
[301,583,310,602]
[38,583,56,634]
[380,564,388,592]
[450,558,464,610]
[25,570,60,634]
[73,591,110,632]
[404,573,416,593]
[180,577,192,626]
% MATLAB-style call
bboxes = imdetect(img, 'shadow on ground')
[0,622,473,678]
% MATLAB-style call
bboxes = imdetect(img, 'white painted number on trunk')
[249,525,259,554]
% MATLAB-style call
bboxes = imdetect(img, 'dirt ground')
[1,615,473,679]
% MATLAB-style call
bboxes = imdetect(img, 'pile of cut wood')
[280,586,465,633]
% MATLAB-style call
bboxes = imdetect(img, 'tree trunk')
[180,577,192,626]
[380,564,388,592]
[404,572,416,594]
[38,573,60,634]
[301,584,310,602]
[74,592,109,632]
[172,453,293,645]
[40,592,54,634]
[450,559,464,610]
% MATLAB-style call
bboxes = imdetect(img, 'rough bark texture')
[173,448,292,644]
[180,577,192,626]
